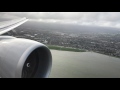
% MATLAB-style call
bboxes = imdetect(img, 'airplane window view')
[0,12,120,78]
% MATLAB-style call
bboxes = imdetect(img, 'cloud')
[1,12,120,28]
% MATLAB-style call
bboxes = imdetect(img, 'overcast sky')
[1,12,120,28]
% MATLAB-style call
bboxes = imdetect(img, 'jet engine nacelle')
[0,36,52,78]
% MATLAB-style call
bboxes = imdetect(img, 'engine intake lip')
[15,43,52,78]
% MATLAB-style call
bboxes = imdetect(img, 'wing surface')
[0,17,28,35]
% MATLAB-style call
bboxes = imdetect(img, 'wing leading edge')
[0,17,28,35]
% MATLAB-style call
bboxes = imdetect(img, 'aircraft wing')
[0,17,28,35]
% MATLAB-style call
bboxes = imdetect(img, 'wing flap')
[0,17,28,35]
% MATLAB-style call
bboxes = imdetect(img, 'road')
[49,50,120,78]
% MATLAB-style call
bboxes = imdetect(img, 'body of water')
[49,50,120,78]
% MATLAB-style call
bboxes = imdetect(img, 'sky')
[0,12,120,28]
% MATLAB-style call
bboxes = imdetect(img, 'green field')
[47,45,86,52]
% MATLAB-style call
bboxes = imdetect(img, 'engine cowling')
[0,36,52,78]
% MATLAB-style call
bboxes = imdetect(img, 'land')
[4,21,120,58]
[47,45,85,52]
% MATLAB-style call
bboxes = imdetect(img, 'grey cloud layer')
[1,12,120,28]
